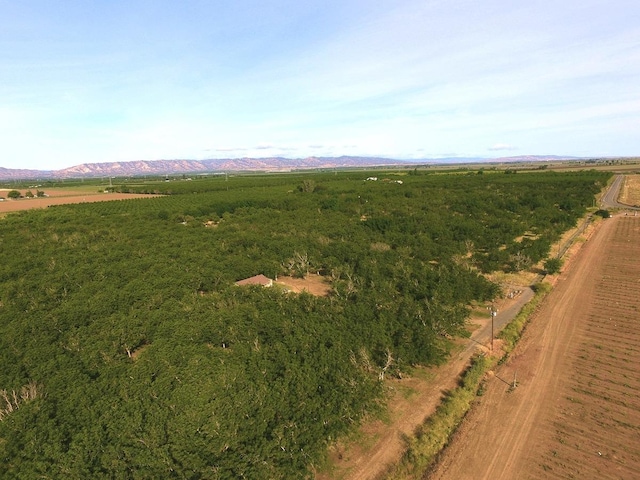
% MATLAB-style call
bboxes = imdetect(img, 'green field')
[0,169,610,478]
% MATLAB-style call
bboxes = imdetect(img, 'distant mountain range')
[0,155,582,180]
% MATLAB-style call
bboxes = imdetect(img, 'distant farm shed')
[234,274,273,287]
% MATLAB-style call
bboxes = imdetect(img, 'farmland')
[619,174,640,206]
[0,169,612,478]
[0,188,157,214]
[430,214,640,479]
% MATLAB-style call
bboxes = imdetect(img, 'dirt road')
[318,288,534,480]
[601,174,640,210]
[430,215,640,479]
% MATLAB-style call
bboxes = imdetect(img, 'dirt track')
[317,285,534,480]
[430,215,640,479]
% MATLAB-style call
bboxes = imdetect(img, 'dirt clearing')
[275,274,332,296]
[430,215,640,480]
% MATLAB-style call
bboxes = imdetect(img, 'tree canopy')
[0,169,610,477]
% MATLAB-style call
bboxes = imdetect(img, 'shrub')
[543,257,563,275]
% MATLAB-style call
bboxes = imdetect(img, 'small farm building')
[234,274,274,287]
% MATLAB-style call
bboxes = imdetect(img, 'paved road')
[601,174,640,210]
[467,288,534,353]
[553,174,637,261]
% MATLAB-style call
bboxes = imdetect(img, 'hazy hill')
[0,166,53,181]
[0,155,583,180]
[0,156,410,180]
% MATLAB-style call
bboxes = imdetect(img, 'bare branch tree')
[510,251,532,271]
[378,348,394,381]
[0,381,40,422]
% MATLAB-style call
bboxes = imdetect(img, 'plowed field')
[0,189,157,213]
[430,215,640,480]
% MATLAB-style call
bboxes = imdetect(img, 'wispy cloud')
[1,1,639,169]
[489,143,518,151]
[213,147,248,153]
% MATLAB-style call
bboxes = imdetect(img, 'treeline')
[0,170,609,477]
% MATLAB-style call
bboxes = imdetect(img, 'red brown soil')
[429,215,640,480]
[0,189,157,213]
[275,274,332,296]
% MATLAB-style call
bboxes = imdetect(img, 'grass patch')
[395,384,419,401]
[385,354,496,479]
[407,366,437,382]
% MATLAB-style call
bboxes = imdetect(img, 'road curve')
[601,174,640,210]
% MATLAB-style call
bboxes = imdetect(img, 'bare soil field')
[0,189,157,214]
[429,215,640,480]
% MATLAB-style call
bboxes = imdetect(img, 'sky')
[1,0,639,170]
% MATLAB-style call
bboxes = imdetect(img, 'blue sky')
[1,0,639,170]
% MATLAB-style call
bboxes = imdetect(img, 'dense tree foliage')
[543,257,563,275]
[0,169,609,477]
